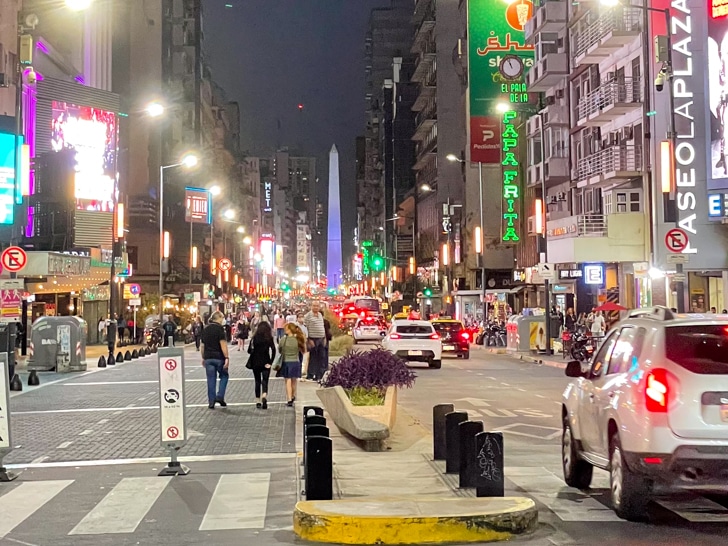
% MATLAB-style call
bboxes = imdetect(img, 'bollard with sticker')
[158,346,189,476]
[0,353,18,481]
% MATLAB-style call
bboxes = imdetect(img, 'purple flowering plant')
[321,348,417,392]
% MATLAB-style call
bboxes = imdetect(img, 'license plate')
[409,350,423,356]
[721,404,728,422]
[444,345,455,350]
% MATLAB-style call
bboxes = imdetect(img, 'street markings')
[200,473,270,530]
[56,441,73,449]
[0,480,73,537]
[657,498,728,523]
[69,477,173,535]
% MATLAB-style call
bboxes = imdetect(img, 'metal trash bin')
[28,316,88,373]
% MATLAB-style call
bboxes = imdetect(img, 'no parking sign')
[158,348,187,448]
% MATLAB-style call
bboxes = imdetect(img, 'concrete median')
[293,495,537,545]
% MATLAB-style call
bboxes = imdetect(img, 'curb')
[512,353,567,370]
[293,496,537,545]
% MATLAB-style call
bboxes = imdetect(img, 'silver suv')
[561,306,728,520]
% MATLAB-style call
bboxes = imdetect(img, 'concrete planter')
[316,386,397,452]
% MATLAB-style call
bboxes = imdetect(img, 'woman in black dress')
[235,316,249,351]
[247,322,276,409]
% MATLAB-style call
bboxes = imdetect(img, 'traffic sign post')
[0,247,27,273]
[218,258,232,272]
[157,346,189,476]
[665,228,688,313]
[537,263,555,355]
[0,353,18,481]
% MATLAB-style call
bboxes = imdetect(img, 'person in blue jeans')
[200,311,230,409]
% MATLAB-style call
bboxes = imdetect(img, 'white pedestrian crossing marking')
[657,497,728,522]
[506,467,621,522]
[69,476,172,535]
[0,480,73,537]
[200,473,270,531]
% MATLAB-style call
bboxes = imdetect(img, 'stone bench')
[317,386,390,451]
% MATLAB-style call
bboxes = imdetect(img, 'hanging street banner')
[468,0,534,164]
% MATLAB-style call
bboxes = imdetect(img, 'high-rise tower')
[327,144,343,285]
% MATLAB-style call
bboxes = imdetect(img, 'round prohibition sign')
[166,426,180,439]
[164,359,177,371]
[218,258,232,272]
[1,246,27,272]
[665,228,689,253]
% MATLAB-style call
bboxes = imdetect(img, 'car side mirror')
[565,360,584,378]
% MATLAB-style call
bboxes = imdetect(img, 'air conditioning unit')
[545,95,556,105]
[548,195,558,204]
[527,216,536,234]
[557,192,567,201]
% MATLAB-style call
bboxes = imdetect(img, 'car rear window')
[665,325,728,374]
[396,325,433,334]
[433,323,462,333]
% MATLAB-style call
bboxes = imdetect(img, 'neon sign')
[502,110,520,243]
[262,180,273,213]
[0,133,19,225]
[184,187,211,224]
[51,101,117,212]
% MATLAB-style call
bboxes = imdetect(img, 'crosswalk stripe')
[0,480,73,537]
[657,498,728,522]
[199,473,270,531]
[506,467,622,522]
[69,477,172,535]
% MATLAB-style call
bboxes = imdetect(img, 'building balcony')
[527,153,569,187]
[415,106,437,129]
[572,8,643,66]
[576,145,643,185]
[525,0,568,43]
[526,52,568,92]
[412,13,436,52]
[412,43,436,83]
[412,85,436,112]
[576,78,642,126]
[412,117,436,141]
[546,212,646,263]
[526,104,568,137]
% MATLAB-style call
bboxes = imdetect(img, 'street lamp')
[223,208,236,220]
[420,183,432,192]
[209,184,221,196]
[145,101,165,118]
[159,153,199,321]
[236,226,245,234]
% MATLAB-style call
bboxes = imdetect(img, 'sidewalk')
[471,344,569,370]
[293,380,537,544]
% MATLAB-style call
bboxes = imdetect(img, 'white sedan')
[352,317,387,343]
[381,319,442,369]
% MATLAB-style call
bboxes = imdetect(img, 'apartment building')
[525,0,651,313]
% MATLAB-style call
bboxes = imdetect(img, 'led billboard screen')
[184,187,211,224]
[51,101,117,212]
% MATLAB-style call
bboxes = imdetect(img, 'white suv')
[381,319,442,368]
[561,306,728,521]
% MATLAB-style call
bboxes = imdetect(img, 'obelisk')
[326,144,343,285]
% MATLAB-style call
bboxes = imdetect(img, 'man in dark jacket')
[162,316,177,346]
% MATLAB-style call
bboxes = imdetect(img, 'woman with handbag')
[279,323,306,406]
[247,321,276,409]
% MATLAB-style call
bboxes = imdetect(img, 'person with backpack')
[162,315,177,347]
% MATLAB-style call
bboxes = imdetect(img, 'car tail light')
[430,333,440,340]
[643,457,663,465]
[461,332,470,340]
[645,368,669,413]
[390,333,401,340]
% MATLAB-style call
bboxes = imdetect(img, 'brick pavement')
[5,347,296,465]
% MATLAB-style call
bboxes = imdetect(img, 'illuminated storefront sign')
[51,101,117,212]
[259,236,274,275]
[468,0,533,163]
[262,180,273,213]
[0,133,19,225]
[501,110,521,242]
[584,264,604,285]
[184,187,211,224]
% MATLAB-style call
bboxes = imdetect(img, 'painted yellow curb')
[293,496,537,545]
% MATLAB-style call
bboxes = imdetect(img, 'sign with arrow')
[537,263,557,282]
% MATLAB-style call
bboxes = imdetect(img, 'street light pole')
[478,162,486,323]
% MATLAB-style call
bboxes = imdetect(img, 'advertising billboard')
[0,133,19,225]
[51,101,117,212]
[184,187,211,224]
[468,0,534,163]
[259,236,274,276]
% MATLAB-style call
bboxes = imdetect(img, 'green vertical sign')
[468,0,534,164]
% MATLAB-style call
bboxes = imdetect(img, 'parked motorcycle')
[569,329,596,362]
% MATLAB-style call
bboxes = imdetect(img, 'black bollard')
[475,432,505,497]
[152,345,158,354]
[10,373,22,391]
[305,424,329,439]
[303,406,324,418]
[433,403,454,460]
[107,353,115,366]
[459,420,484,488]
[116,351,124,363]
[145,346,151,356]
[445,411,468,474]
[131,349,139,359]
[305,435,333,500]
[303,414,327,469]
[98,355,106,368]
[27,370,40,386]
[124,350,132,361]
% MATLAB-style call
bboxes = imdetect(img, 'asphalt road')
[397,346,728,546]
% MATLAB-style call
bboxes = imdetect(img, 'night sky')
[204,0,391,256]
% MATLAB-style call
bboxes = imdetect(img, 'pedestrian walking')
[591,310,606,338]
[304,301,327,381]
[97,317,106,344]
[235,316,249,351]
[280,323,305,406]
[200,311,230,409]
[274,312,286,342]
[192,316,203,351]
[250,311,261,333]
[247,321,276,409]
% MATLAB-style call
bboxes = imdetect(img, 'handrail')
[573,7,643,58]
[577,78,642,119]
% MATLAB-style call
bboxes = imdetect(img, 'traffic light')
[281,281,290,292]
[327,287,337,295]
[371,253,384,272]
[423,286,433,297]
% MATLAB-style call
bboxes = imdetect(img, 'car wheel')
[429,359,442,369]
[562,419,592,489]
[462,351,470,360]
[609,432,650,521]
